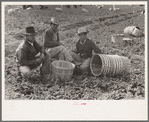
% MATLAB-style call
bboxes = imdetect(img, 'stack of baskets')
[51,60,75,81]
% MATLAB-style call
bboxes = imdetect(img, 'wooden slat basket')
[51,60,75,81]
[90,54,131,77]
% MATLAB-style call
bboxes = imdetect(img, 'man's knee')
[80,65,89,71]
[19,66,31,77]
[80,58,91,72]
[70,52,82,62]
[58,45,65,51]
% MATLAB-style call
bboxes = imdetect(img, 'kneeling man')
[71,27,102,75]
[16,26,51,79]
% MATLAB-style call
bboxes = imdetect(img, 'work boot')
[81,67,91,76]
[73,65,82,75]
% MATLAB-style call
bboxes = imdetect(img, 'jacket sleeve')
[16,48,42,68]
[90,41,101,54]
[76,43,79,54]
[44,30,60,48]
[72,42,79,54]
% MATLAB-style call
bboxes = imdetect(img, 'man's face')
[51,23,59,31]
[78,33,86,41]
[26,35,35,43]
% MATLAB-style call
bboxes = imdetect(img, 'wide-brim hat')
[24,26,37,36]
[77,27,89,35]
[50,17,59,25]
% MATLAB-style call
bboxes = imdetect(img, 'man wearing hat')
[16,26,51,79]
[71,27,101,75]
[44,17,74,62]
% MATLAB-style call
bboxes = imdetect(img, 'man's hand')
[40,53,45,61]
[45,49,49,54]
[35,52,41,58]
[71,47,77,53]
[35,58,42,64]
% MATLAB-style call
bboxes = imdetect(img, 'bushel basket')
[51,60,75,81]
[90,54,131,77]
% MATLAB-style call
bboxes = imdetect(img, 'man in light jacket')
[44,17,74,63]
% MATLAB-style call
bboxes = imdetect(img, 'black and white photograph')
[2,1,148,121]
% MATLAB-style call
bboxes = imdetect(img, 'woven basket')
[51,60,75,81]
[90,54,131,77]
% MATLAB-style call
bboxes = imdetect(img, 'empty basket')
[90,54,131,77]
[51,60,75,81]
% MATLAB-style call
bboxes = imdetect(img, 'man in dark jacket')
[44,17,74,62]
[16,26,51,78]
[71,27,101,75]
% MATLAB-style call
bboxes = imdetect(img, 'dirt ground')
[4,5,145,100]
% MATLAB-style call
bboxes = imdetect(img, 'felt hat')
[24,26,37,36]
[77,27,89,35]
[50,17,59,25]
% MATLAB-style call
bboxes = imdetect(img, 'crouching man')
[16,26,51,79]
[71,27,101,75]
[44,17,74,63]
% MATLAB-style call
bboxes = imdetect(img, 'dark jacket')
[75,38,101,59]
[44,28,60,48]
[16,39,45,69]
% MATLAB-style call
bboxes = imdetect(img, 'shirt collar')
[49,26,58,33]
[80,39,86,45]
[26,39,34,46]
[49,27,53,33]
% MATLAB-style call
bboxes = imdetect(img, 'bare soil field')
[4,5,145,100]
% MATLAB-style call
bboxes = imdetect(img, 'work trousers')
[70,52,91,74]
[45,45,73,62]
[18,53,51,79]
